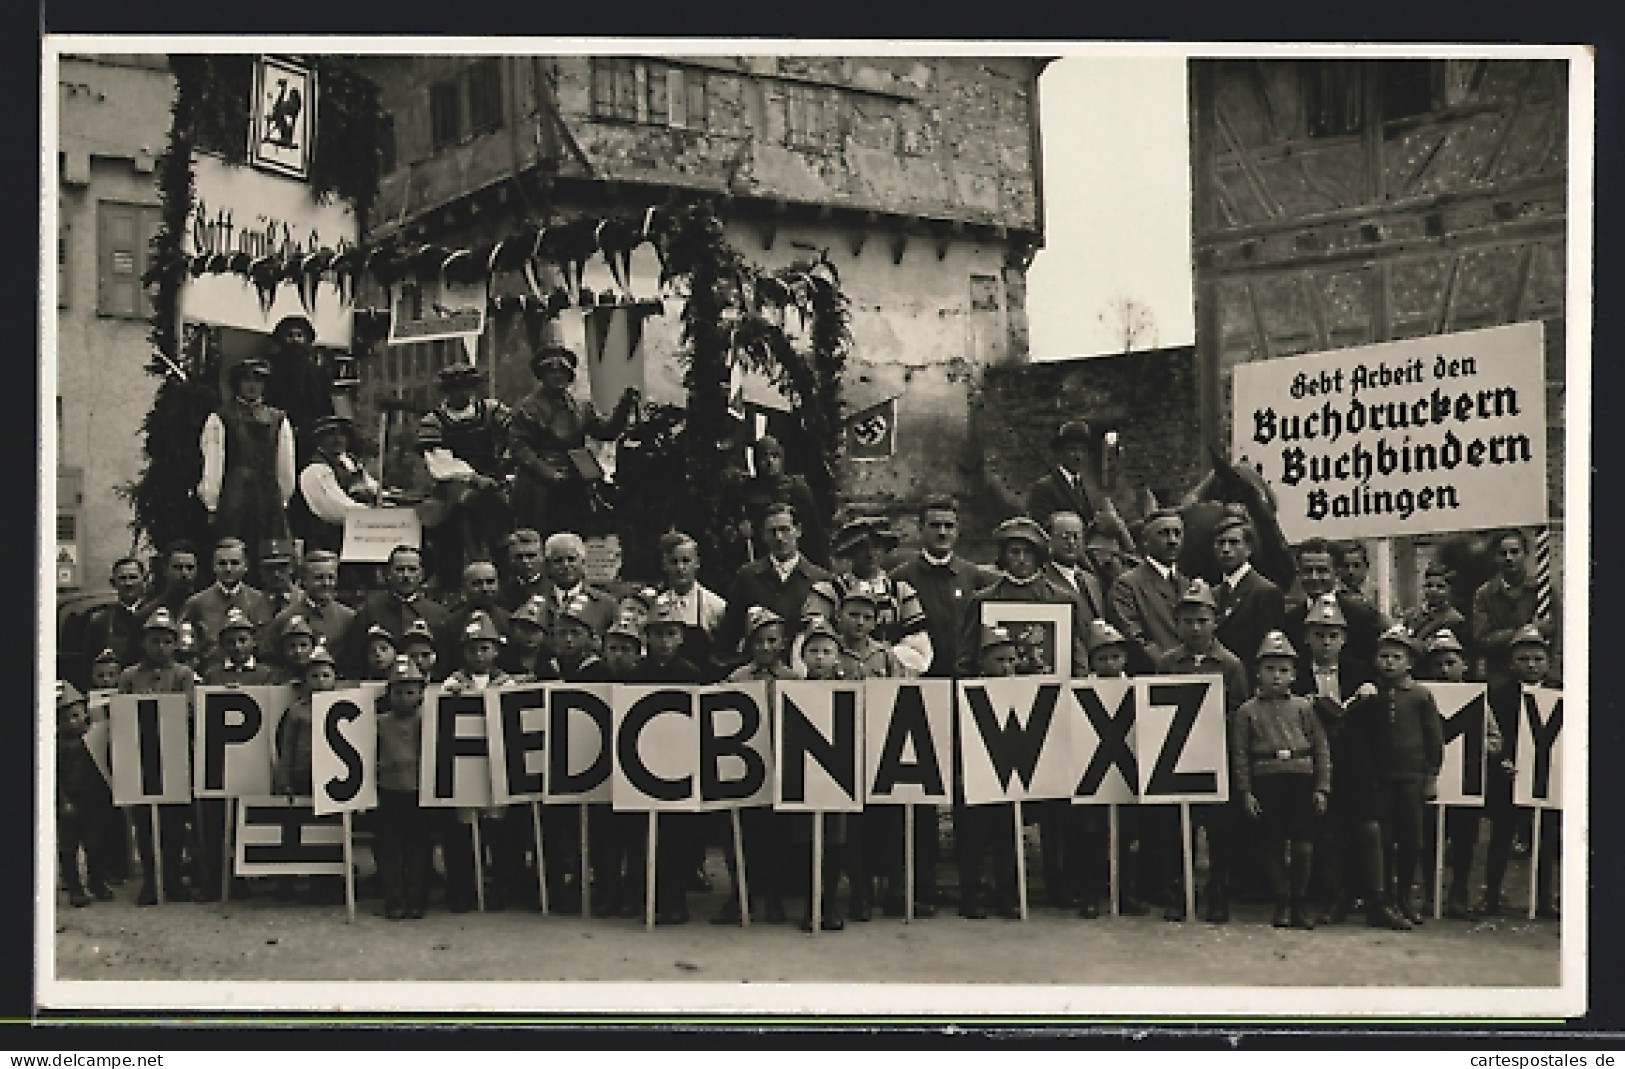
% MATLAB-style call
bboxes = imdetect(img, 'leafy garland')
[124,58,848,579]
[126,54,386,554]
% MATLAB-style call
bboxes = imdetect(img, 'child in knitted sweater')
[1232,631,1330,929]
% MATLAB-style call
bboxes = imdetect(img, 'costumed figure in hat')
[727,434,830,569]
[417,361,514,589]
[298,414,381,553]
[1024,420,1135,557]
[198,358,295,576]
[262,315,334,455]
[508,344,639,540]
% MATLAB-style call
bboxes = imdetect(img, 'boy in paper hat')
[57,681,113,907]
[1232,631,1330,929]
[118,607,198,905]
[375,656,430,919]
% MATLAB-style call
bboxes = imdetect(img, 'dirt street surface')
[54,874,1559,988]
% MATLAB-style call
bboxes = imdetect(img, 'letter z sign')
[1135,676,1229,803]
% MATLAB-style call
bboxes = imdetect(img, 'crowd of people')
[56,344,1564,935]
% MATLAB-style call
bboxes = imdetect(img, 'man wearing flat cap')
[1024,420,1135,556]
[263,315,334,451]
[199,357,296,576]
[508,344,639,540]
[418,361,514,588]
[299,414,381,552]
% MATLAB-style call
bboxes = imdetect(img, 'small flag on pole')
[844,396,898,461]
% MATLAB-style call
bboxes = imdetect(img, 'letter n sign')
[774,680,863,812]
[1135,676,1228,803]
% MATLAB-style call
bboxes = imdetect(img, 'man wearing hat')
[954,515,1091,678]
[199,356,296,573]
[1108,507,1185,671]
[509,344,639,539]
[117,607,198,904]
[257,540,302,618]
[716,502,833,668]
[1024,420,1135,556]
[263,314,334,449]
[418,360,514,588]
[263,551,356,670]
[298,414,381,553]
[1211,506,1287,692]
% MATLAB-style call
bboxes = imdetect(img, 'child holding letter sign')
[118,607,197,906]
[1231,631,1329,930]
[1482,624,1560,919]
[375,656,430,919]
[272,643,345,904]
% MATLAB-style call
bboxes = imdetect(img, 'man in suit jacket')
[716,501,833,666]
[1040,511,1108,626]
[83,556,155,673]
[1283,537,1386,677]
[1108,507,1185,671]
[263,550,357,668]
[179,537,276,666]
[528,531,620,642]
[1023,420,1134,556]
[1210,506,1285,691]
[890,496,998,679]
[343,545,449,676]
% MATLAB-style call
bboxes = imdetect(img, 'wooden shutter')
[97,202,141,318]
[58,217,70,310]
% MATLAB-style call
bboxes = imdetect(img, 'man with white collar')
[1210,505,1286,691]
[197,357,296,584]
[418,361,513,589]
[655,530,728,671]
[500,528,549,611]
[343,545,449,677]
[179,537,275,665]
[298,414,381,553]
[263,550,357,667]
[82,555,154,674]
[1042,511,1107,625]
[716,502,833,666]
[889,496,997,680]
[1109,507,1185,669]
[536,531,619,641]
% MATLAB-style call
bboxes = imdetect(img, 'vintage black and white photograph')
[40,39,1588,1017]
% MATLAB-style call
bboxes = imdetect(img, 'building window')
[784,83,839,149]
[379,114,397,173]
[96,201,161,319]
[1304,61,1363,138]
[592,57,640,122]
[429,80,462,151]
[58,219,70,309]
[468,58,504,136]
[1381,61,1440,123]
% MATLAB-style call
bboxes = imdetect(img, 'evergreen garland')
[126,54,385,555]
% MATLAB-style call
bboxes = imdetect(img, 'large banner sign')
[1514,686,1564,808]
[192,685,289,799]
[864,680,953,805]
[109,694,192,805]
[1232,321,1548,542]
[1425,682,1489,806]
[1135,677,1229,804]
[181,154,358,345]
[313,685,381,816]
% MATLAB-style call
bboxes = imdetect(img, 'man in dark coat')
[344,545,449,678]
[418,361,514,589]
[1211,505,1286,692]
[1023,420,1134,556]
[715,502,832,667]
[1108,506,1185,671]
[83,556,153,672]
[1283,537,1386,677]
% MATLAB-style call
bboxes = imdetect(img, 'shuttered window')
[468,59,504,135]
[430,80,462,151]
[97,201,161,319]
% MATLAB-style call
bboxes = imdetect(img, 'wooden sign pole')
[151,805,163,904]
[1014,800,1028,921]
[579,803,590,915]
[731,809,750,927]
[1434,805,1447,921]
[531,801,548,915]
[904,805,915,924]
[646,813,658,931]
[471,817,486,913]
[1108,803,1120,918]
[342,811,356,924]
[1180,802,1196,921]
[810,815,823,936]
[1528,808,1543,921]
